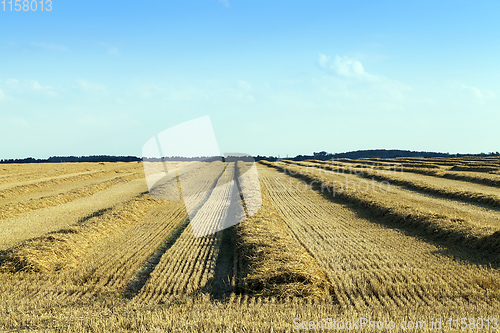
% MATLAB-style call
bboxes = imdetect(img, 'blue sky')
[0,0,499,159]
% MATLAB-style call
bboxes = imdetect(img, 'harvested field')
[259,165,500,308]
[0,178,148,250]
[266,161,500,254]
[318,158,500,187]
[0,159,500,331]
[293,160,500,209]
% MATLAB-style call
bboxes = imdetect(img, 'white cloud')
[141,90,153,98]
[76,112,140,130]
[136,81,257,105]
[459,83,495,101]
[115,98,126,105]
[77,79,106,93]
[6,78,19,86]
[219,0,229,7]
[317,53,412,103]
[237,80,252,91]
[137,84,215,102]
[107,46,120,56]
[31,42,69,52]
[6,117,29,127]
[0,89,5,101]
[32,80,42,90]
[0,78,57,98]
[99,43,120,56]
[318,53,379,81]
[28,80,57,97]
[446,81,495,105]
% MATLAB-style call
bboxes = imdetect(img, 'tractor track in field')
[122,215,190,299]
[122,161,234,302]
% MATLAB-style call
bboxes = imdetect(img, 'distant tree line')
[146,155,257,163]
[143,156,221,162]
[0,155,141,164]
[1,150,499,164]
[0,155,259,164]
[292,149,500,161]
[254,155,279,162]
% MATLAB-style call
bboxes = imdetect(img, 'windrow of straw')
[325,158,442,170]
[261,160,500,256]
[0,163,142,199]
[234,162,330,300]
[319,156,500,171]
[0,172,143,220]
[375,156,500,168]
[0,193,163,273]
[306,159,500,188]
[294,160,500,209]
[0,169,107,199]
[366,170,500,209]
[0,162,110,185]
[450,165,500,173]
[401,166,500,188]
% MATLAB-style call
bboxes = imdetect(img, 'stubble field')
[0,157,500,332]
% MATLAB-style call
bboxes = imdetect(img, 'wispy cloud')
[317,53,411,101]
[459,83,495,101]
[136,81,256,104]
[5,78,19,86]
[31,80,42,90]
[137,84,209,101]
[99,43,120,56]
[0,78,57,98]
[76,79,110,101]
[237,80,252,91]
[31,42,69,52]
[6,117,29,127]
[318,53,379,81]
[0,89,5,101]
[219,0,229,7]
[77,79,106,93]
[29,80,58,97]
[115,97,126,105]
